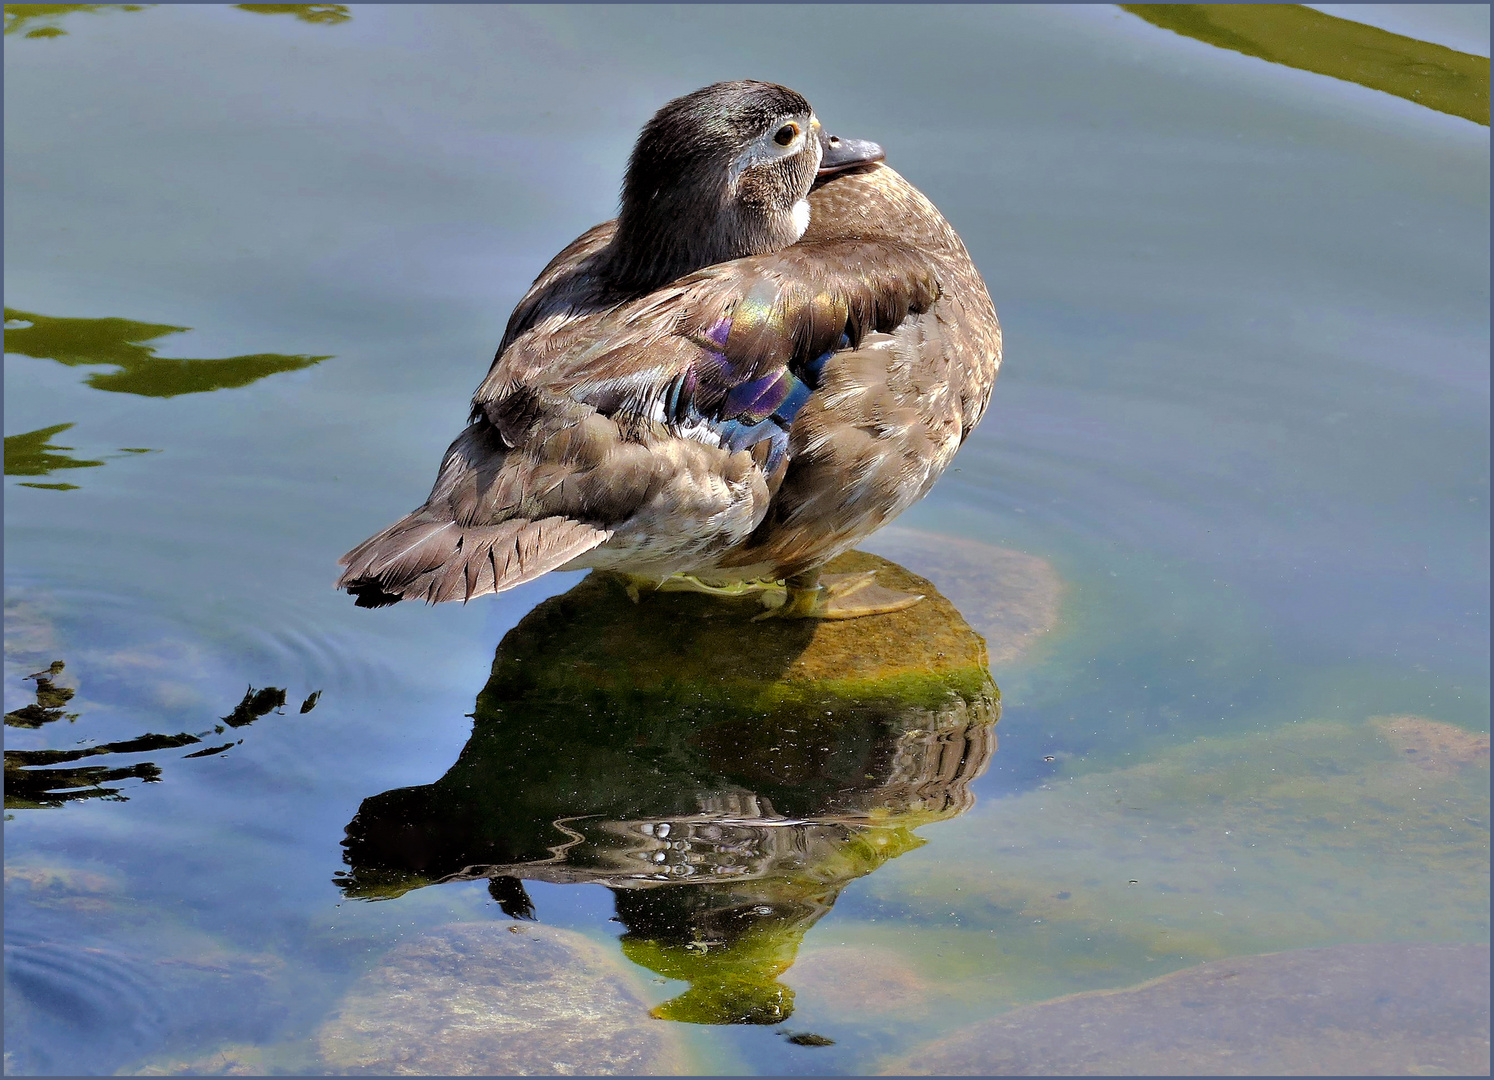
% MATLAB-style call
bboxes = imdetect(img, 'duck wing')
[475,238,941,473]
[335,418,617,608]
[339,239,941,606]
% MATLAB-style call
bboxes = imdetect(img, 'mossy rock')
[486,551,995,717]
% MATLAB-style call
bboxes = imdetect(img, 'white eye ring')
[728,119,808,185]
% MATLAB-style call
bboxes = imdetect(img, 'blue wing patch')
[658,309,841,475]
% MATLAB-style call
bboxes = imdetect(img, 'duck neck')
[605,203,743,295]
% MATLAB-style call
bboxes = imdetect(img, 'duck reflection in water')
[337,551,997,1024]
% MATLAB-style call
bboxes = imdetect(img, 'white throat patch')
[791,198,811,241]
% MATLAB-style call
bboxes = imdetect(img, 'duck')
[338,80,1001,619]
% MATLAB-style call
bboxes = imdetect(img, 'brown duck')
[338,81,1001,618]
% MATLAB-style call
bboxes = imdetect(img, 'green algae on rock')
[316,922,690,1076]
[613,823,931,1026]
[233,4,349,25]
[336,553,1002,1025]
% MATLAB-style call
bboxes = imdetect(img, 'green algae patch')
[623,935,798,1026]
[339,551,999,901]
[618,823,930,1025]
[3,4,350,39]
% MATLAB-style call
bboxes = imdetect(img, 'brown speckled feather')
[338,163,1000,602]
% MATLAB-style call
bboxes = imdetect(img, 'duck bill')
[816,130,885,176]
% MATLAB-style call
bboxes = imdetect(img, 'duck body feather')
[338,164,1000,606]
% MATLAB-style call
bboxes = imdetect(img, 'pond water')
[5,4,1488,1075]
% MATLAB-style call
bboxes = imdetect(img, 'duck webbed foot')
[754,568,924,621]
[613,572,783,604]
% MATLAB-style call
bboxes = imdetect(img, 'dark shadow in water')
[4,664,319,808]
[1122,4,1490,125]
[4,661,79,727]
[4,308,329,398]
[3,3,349,38]
[337,552,999,1025]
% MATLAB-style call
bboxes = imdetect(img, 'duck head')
[610,80,884,292]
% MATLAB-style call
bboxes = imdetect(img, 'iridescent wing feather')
[475,237,941,478]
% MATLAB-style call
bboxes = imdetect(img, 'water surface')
[5,4,1488,1075]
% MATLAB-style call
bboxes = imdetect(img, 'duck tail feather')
[337,512,611,607]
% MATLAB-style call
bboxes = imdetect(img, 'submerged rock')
[786,944,934,1016]
[130,1043,271,1076]
[885,942,1490,1075]
[1371,714,1490,777]
[840,713,1489,1037]
[316,922,688,1075]
[863,528,1062,666]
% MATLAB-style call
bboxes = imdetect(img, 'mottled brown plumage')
[338,82,1000,609]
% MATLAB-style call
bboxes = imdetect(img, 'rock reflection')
[337,552,998,1025]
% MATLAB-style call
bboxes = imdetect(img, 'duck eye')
[774,123,799,147]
